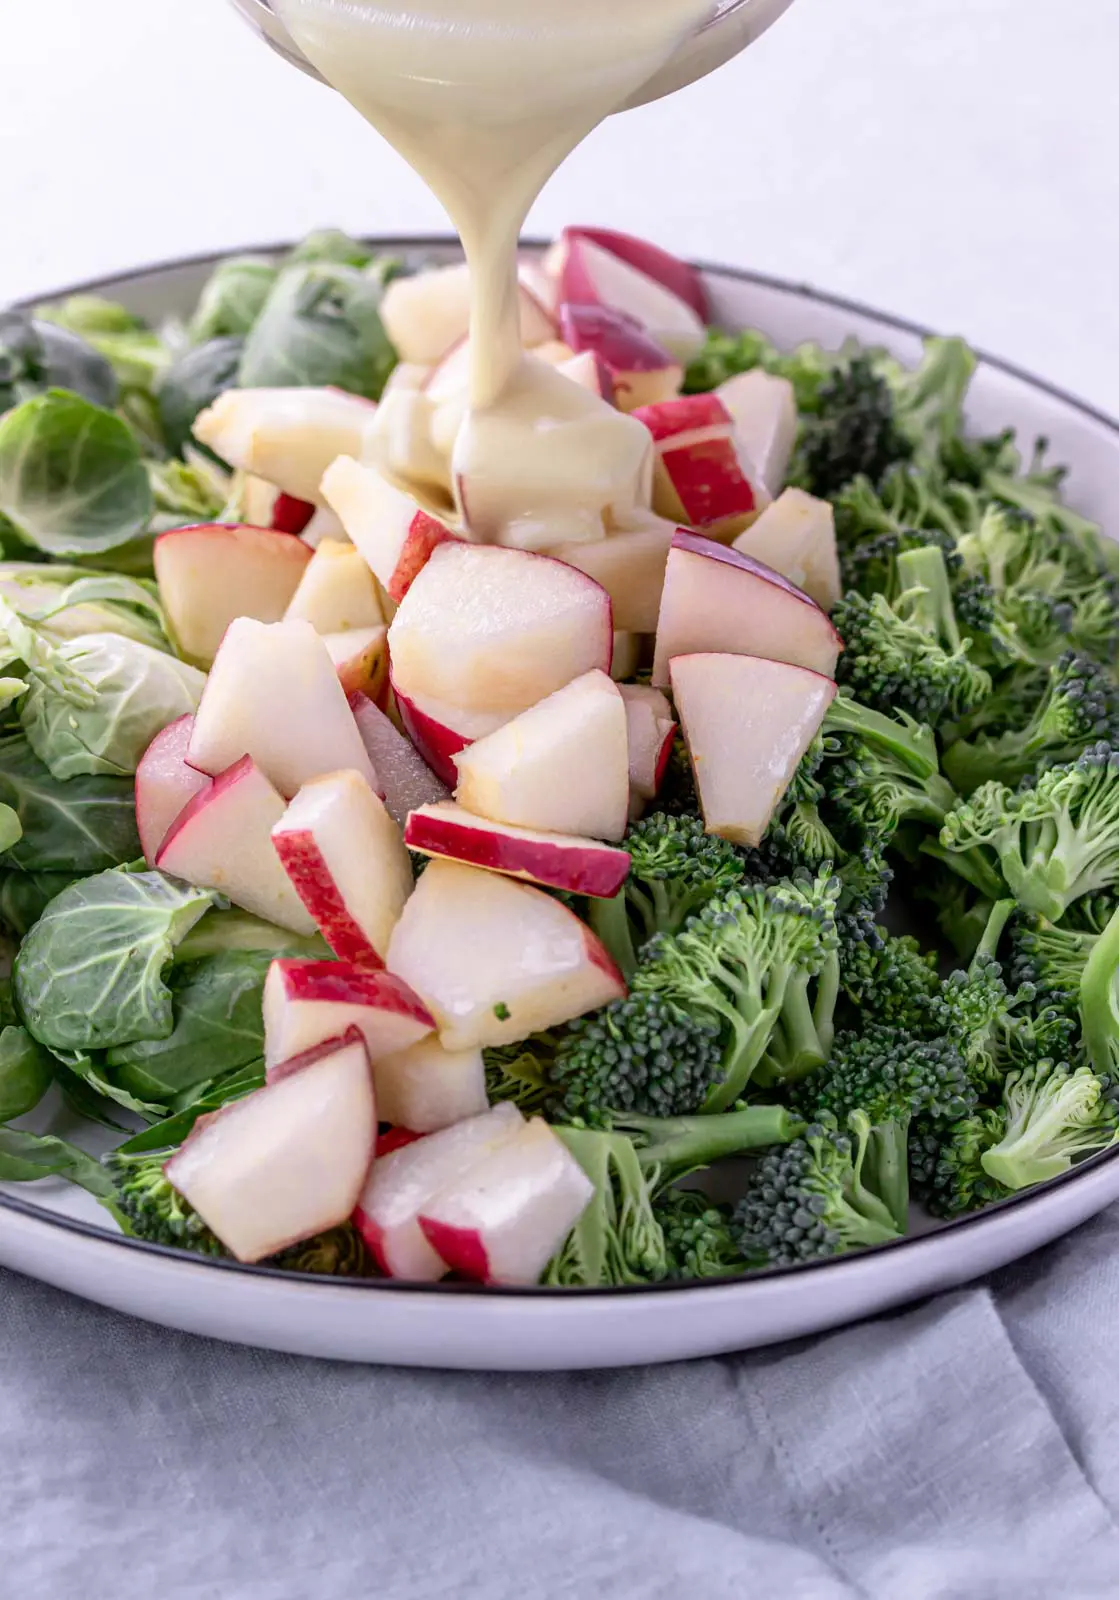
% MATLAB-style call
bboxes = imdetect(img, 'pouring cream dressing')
[273,0,714,546]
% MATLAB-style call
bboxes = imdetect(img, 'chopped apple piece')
[388,542,613,716]
[386,859,626,1050]
[406,802,631,898]
[452,670,629,841]
[154,523,312,667]
[651,530,843,687]
[374,1036,488,1134]
[391,680,508,789]
[349,692,449,824]
[300,507,347,549]
[322,625,388,703]
[320,457,458,603]
[418,1117,593,1286]
[557,304,681,413]
[283,541,384,634]
[633,393,770,540]
[553,232,705,361]
[271,493,316,535]
[360,388,450,496]
[670,652,837,845]
[546,226,709,320]
[157,756,317,934]
[272,770,412,965]
[532,339,577,368]
[135,714,211,866]
[192,387,378,504]
[610,631,641,682]
[380,262,555,365]
[353,1103,524,1280]
[166,1030,375,1263]
[717,370,798,496]
[262,959,434,1072]
[732,488,842,612]
[546,517,674,634]
[240,473,281,528]
[556,349,614,403]
[188,618,378,797]
[619,684,677,800]
[381,361,432,397]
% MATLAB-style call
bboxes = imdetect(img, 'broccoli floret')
[655,1189,752,1279]
[483,1036,556,1113]
[979,1060,1119,1190]
[838,924,942,1034]
[1078,900,1119,1087]
[839,520,962,601]
[547,992,723,1124]
[793,355,911,499]
[1010,910,1094,1023]
[683,327,833,409]
[634,868,840,1111]
[913,1109,1009,1218]
[943,651,1119,794]
[939,742,1119,921]
[823,695,957,840]
[272,1225,373,1276]
[588,812,746,980]
[104,1149,225,1256]
[924,901,1040,1086]
[798,1023,977,1231]
[733,1118,904,1265]
[888,335,977,469]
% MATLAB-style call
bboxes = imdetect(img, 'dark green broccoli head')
[839,522,963,603]
[837,924,942,1035]
[483,1037,556,1113]
[272,1224,373,1276]
[655,1188,752,1279]
[911,1110,1008,1218]
[803,1023,976,1132]
[792,355,912,499]
[548,991,723,1125]
[104,1149,225,1256]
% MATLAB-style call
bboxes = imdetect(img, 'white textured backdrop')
[1,1,1114,410]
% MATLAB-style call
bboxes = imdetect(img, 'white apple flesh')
[352,1102,524,1280]
[557,303,681,413]
[405,802,632,898]
[283,540,384,634]
[272,769,412,965]
[191,387,378,504]
[546,516,674,634]
[619,684,677,800]
[452,669,629,842]
[388,542,613,717]
[556,350,614,403]
[633,393,770,541]
[418,1117,593,1286]
[670,652,838,845]
[716,370,798,496]
[154,523,312,667]
[391,678,508,789]
[386,858,626,1050]
[187,617,378,797]
[610,631,641,683]
[547,227,709,321]
[359,388,450,497]
[732,488,843,612]
[166,1030,376,1263]
[135,714,211,867]
[349,692,449,825]
[299,506,347,549]
[262,959,434,1073]
[651,530,843,687]
[380,262,555,365]
[322,625,389,704]
[319,457,458,603]
[373,1036,488,1134]
[157,756,318,935]
[554,233,705,362]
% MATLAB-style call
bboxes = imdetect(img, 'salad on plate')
[0,223,1117,1288]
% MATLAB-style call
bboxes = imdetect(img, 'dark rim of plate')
[5,235,1119,1298]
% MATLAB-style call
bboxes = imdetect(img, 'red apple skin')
[558,303,672,375]
[135,713,211,866]
[272,494,316,535]
[269,959,434,1027]
[388,509,458,604]
[653,723,677,793]
[376,1127,424,1158]
[156,752,254,860]
[560,227,710,320]
[660,436,759,527]
[268,1024,368,1084]
[271,830,385,968]
[404,807,632,899]
[632,393,732,442]
[391,678,475,789]
[417,1216,490,1281]
[670,528,838,617]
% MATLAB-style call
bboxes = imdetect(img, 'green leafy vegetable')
[174,906,330,961]
[0,562,169,650]
[34,296,169,393]
[114,1060,265,1154]
[0,1127,118,1202]
[0,735,139,872]
[157,337,243,458]
[189,256,278,344]
[238,262,396,398]
[288,229,375,269]
[0,310,118,411]
[0,1025,52,1120]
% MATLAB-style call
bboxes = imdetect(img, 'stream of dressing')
[273,0,714,546]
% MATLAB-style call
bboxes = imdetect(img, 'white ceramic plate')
[2,239,1118,1371]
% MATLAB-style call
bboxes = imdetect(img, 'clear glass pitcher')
[228,0,798,111]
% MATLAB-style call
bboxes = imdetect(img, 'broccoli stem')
[589,890,639,983]
[620,1105,805,1175]
[849,1112,910,1235]
[757,951,840,1086]
[1078,901,1119,1080]
[825,695,939,778]
[975,898,1016,965]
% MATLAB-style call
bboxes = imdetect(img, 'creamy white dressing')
[273,0,714,543]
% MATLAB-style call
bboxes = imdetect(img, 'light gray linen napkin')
[3,1209,1119,1600]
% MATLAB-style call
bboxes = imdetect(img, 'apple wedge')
[386,858,626,1050]
[283,540,384,634]
[553,232,705,362]
[299,507,347,549]
[154,523,312,667]
[610,631,641,683]
[452,670,629,841]
[391,680,508,789]
[418,1117,593,1286]
[323,625,388,704]
[546,517,674,634]
[732,488,842,612]
[272,770,412,966]
[405,803,631,898]
[633,394,770,541]
[157,756,318,934]
[556,349,614,403]
[717,370,798,496]
[651,530,843,687]
[349,692,449,825]
[187,618,378,797]
[546,227,709,321]
[373,1036,488,1134]
[557,304,681,413]
[360,387,451,497]
[319,457,458,603]
[271,493,316,535]
[380,262,555,365]
[353,1103,524,1280]
[262,959,434,1072]
[192,387,378,504]
[619,684,677,801]
[135,714,211,866]
[166,1029,376,1263]
[388,542,613,716]
[670,652,838,845]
